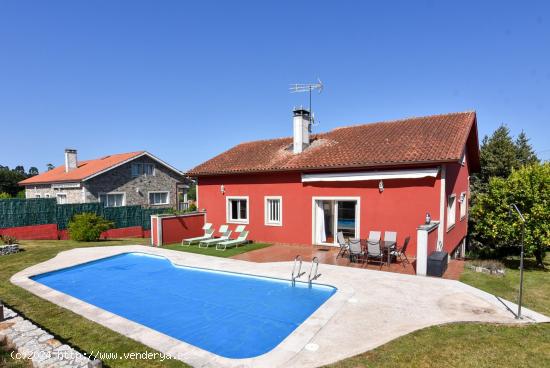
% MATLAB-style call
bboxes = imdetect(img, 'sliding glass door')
[313,198,358,246]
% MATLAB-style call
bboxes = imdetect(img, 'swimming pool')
[32,252,336,359]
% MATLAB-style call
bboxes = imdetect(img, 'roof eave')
[187,158,461,177]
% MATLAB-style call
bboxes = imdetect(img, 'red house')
[188,110,480,273]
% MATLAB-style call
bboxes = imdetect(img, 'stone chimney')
[292,108,311,154]
[64,149,78,172]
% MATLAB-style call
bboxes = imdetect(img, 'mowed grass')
[162,241,272,257]
[326,252,550,368]
[3,239,549,368]
[0,239,188,368]
[460,255,550,316]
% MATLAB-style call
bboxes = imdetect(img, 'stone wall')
[85,156,184,208]
[24,185,83,204]
[0,244,19,256]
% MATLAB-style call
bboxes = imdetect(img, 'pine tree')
[515,131,539,166]
[478,125,518,183]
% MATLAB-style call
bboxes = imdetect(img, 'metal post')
[517,221,525,319]
[510,203,525,320]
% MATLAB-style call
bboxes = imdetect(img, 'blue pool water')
[32,253,336,359]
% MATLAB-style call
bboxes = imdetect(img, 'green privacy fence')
[0,198,169,230]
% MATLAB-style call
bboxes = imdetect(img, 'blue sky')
[1,0,549,172]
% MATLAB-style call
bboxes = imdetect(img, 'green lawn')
[0,239,188,368]
[2,240,549,368]
[162,241,272,257]
[326,252,550,368]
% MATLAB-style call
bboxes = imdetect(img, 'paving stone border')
[0,302,100,368]
[0,244,19,256]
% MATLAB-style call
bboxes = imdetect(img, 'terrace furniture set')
[181,223,249,250]
[337,231,410,268]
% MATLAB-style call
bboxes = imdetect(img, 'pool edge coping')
[10,245,355,368]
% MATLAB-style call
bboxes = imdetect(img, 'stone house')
[19,149,188,208]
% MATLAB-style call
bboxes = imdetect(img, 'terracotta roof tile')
[19,151,146,185]
[188,111,479,176]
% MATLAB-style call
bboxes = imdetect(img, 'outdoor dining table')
[381,240,397,266]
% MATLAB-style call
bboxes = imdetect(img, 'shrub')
[188,203,197,212]
[68,213,114,242]
[0,192,11,199]
[0,235,18,245]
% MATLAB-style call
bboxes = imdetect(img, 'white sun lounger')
[181,223,214,246]
[199,228,232,248]
[216,231,249,251]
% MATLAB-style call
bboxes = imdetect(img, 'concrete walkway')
[11,246,550,368]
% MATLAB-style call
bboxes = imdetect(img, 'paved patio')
[232,244,465,280]
[12,245,549,368]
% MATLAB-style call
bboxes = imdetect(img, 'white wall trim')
[437,165,446,248]
[98,192,126,207]
[264,196,283,226]
[148,191,170,206]
[302,168,439,183]
[226,196,249,224]
[311,196,361,246]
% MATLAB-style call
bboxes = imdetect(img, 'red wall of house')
[198,170,442,255]
[442,158,470,254]
[160,213,205,245]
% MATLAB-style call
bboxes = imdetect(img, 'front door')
[313,199,358,246]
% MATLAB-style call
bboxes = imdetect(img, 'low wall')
[151,212,206,246]
[0,224,59,240]
[0,223,149,240]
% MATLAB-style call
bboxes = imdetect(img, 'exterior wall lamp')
[220,184,225,195]
[378,180,384,193]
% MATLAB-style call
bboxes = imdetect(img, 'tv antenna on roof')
[289,78,323,127]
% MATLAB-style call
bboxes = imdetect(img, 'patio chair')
[199,226,232,248]
[366,231,385,268]
[216,231,249,251]
[234,225,246,233]
[336,231,349,258]
[181,223,214,246]
[348,238,366,263]
[391,236,411,268]
[384,230,398,261]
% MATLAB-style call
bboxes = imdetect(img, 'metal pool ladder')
[291,255,305,286]
[308,257,322,287]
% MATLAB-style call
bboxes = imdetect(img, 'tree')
[478,125,518,184]
[0,168,26,197]
[28,167,39,176]
[470,163,550,267]
[515,131,539,166]
[46,163,54,171]
[13,166,25,175]
[187,181,196,201]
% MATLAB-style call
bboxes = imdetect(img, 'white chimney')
[64,149,78,172]
[292,108,311,154]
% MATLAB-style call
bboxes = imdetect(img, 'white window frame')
[459,192,467,220]
[226,196,249,224]
[131,163,155,177]
[56,193,67,204]
[99,192,126,207]
[264,196,282,226]
[148,191,170,206]
[311,196,361,246]
[447,194,457,231]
